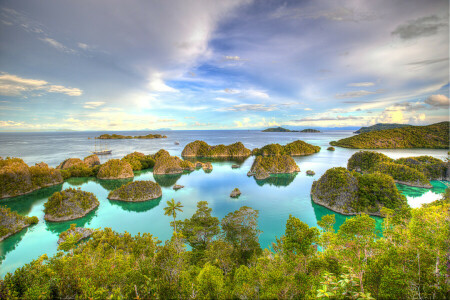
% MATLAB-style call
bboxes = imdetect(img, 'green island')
[0,206,38,241]
[153,149,197,175]
[44,188,100,222]
[97,133,167,139]
[1,196,448,299]
[262,127,298,132]
[121,152,155,171]
[347,151,448,188]
[301,128,321,133]
[311,167,408,215]
[57,155,102,179]
[248,155,300,180]
[57,224,94,247]
[330,121,449,149]
[0,157,63,199]
[252,140,321,156]
[354,123,412,133]
[327,146,335,151]
[97,159,134,180]
[108,180,162,202]
[182,140,251,158]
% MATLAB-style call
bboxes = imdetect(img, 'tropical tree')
[163,199,183,233]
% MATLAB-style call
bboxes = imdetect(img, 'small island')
[97,133,167,139]
[354,123,412,134]
[327,146,335,151]
[262,127,298,132]
[181,141,251,158]
[152,149,196,175]
[108,181,162,202]
[57,224,94,245]
[301,129,320,133]
[248,155,300,180]
[0,206,39,241]
[97,159,134,180]
[252,140,320,156]
[311,167,408,216]
[330,121,449,149]
[44,188,100,222]
[122,152,155,171]
[230,188,241,198]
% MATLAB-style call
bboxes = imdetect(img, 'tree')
[282,214,319,256]
[163,199,183,233]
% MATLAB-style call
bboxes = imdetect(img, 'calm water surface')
[0,130,448,277]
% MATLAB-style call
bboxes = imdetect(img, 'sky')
[0,0,448,131]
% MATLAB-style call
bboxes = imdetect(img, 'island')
[311,167,408,216]
[97,133,167,139]
[300,129,320,133]
[83,154,101,167]
[330,121,449,149]
[97,159,134,180]
[152,149,196,175]
[1,157,63,199]
[262,127,298,132]
[230,188,241,198]
[346,151,446,188]
[108,181,162,202]
[122,152,155,171]
[354,123,412,134]
[57,224,94,245]
[0,206,38,241]
[252,140,321,156]
[327,146,335,151]
[44,188,100,222]
[247,155,300,180]
[182,140,251,158]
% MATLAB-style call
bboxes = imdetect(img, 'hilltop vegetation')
[97,159,134,180]
[108,181,162,202]
[121,152,155,171]
[248,155,300,180]
[330,121,449,149]
[354,123,412,133]
[182,140,251,158]
[262,127,297,132]
[0,206,38,241]
[97,133,167,139]
[301,129,321,133]
[0,157,63,199]
[152,149,196,175]
[252,140,321,156]
[1,197,448,299]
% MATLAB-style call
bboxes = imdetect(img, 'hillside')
[330,121,449,149]
[354,123,412,133]
[262,127,297,132]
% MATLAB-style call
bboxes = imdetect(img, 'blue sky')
[0,0,448,131]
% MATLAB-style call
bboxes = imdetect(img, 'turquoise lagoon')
[0,130,448,277]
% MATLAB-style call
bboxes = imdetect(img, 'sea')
[0,130,448,277]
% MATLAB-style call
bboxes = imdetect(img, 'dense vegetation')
[330,121,449,149]
[354,123,412,134]
[0,206,38,241]
[182,141,251,158]
[0,157,63,199]
[121,152,155,171]
[301,129,321,133]
[97,159,134,180]
[43,188,100,221]
[57,224,94,250]
[252,140,321,156]
[395,156,448,180]
[152,150,196,175]
[1,196,448,299]
[248,155,300,180]
[97,133,167,139]
[108,181,162,202]
[262,127,297,132]
[311,167,408,215]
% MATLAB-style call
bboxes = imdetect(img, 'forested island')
[330,121,449,149]
[108,181,162,202]
[354,123,412,133]
[262,127,298,132]
[0,206,38,241]
[248,155,300,180]
[182,141,251,158]
[252,140,321,156]
[97,133,167,139]
[301,129,320,133]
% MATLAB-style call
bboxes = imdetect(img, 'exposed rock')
[202,162,213,172]
[327,147,335,151]
[1,157,63,199]
[58,226,94,244]
[252,140,320,156]
[57,158,86,170]
[0,206,38,241]
[181,140,251,158]
[195,161,203,169]
[108,181,162,202]
[231,164,240,169]
[173,184,184,190]
[249,155,300,180]
[83,154,100,167]
[230,188,241,198]
[35,162,48,168]
[97,159,134,180]
[44,188,99,222]
[306,170,315,176]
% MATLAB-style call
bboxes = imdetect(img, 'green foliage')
[0,206,39,240]
[347,151,392,172]
[331,121,449,149]
[108,180,161,201]
[163,199,183,233]
[355,123,412,133]
[97,133,166,139]
[121,152,155,171]
[181,140,251,157]
[253,140,321,156]
[262,127,296,132]
[196,263,225,299]
[43,187,99,220]
[282,215,319,256]
[372,162,430,185]
[97,159,133,179]
[395,156,447,180]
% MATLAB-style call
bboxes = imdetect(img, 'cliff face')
[0,157,63,199]
[108,180,162,202]
[248,155,300,180]
[181,141,251,158]
[44,188,99,222]
[97,159,134,180]
[252,140,320,156]
[311,167,408,216]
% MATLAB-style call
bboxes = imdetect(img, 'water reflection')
[97,178,133,191]
[183,156,249,165]
[108,197,162,213]
[153,174,182,187]
[44,207,98,234]
[254,173,298,187]
[65,177,96,186]
[0,227,29,261]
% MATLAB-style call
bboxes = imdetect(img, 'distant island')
[330,121,449,149]
[354,123,412,134]
[97,133,167,139]
[262,127,298,132]
[300,129,320,133]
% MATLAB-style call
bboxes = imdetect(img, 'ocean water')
[0,130,448,277]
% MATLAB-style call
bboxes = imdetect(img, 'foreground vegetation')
[330,121,449,149]
[1,193,448,299]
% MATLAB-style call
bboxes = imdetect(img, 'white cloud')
[424,94,449,108]
[83,101,106,109]
[347,82,375,87]
[304,108,312,111]
[224,55,247,61]
[246,89,269,99]
[48,85,83,96]
[148,73,178,92]
[39,37,76,54]
[335,89,384,99]
[214,97,237,103]
[219,104,278,112]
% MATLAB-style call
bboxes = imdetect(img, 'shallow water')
[0,130,447,277]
